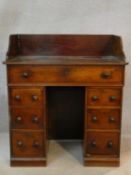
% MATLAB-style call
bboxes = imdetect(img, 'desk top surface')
[5,34,127,65]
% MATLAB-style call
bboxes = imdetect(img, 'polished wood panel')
[7,35,125,57]
[8,65,124,85]
[87,88,122,107]
[9,87,44,106]
[11,130,45,157]
[85,131,119,155]
[86,109,120,130]
[10,107,44,129]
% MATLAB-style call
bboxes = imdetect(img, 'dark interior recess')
[47,87,85,140]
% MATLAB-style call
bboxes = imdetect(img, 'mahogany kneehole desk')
[4,34,127,167]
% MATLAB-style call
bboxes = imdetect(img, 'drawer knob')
[90,140,96,147]
[32,95,38,101]
[109,116,115,123]
[15,95,21,101]
[33,141,41,148]
[15,116,22,123]
[32,116,39,123]
[21,72,29,78]
[92,116,98,122]
[109,96,117,101]
[107,141,113,148]
[101,72,111,79]
[17,140,23,147]
[92,96,99,101]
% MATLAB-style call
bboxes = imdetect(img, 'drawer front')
[9,88,43,106]
[86,109,120,129]
[85,131,119,155]
[87,88,122,106]
[11,131,45,157]
[10,107,44,129]
[8,65,124,85]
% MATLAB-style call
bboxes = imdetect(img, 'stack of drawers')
[9,86,47,166]
[84,87,122,166]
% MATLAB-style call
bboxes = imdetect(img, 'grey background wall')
[0,0,131,135]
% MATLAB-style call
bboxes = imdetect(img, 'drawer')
[86,109,120,129]
[10,107,44,129]
[9,87,43,106]
[85,131,119,155]
[87,88,122,106]
[8,65,124,85]
[11,130,45,157]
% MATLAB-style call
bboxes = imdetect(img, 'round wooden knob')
[15,116,22,123]
[92,116,98,122]
[107,141,113,148]
[17,140,23,147]
[109,116,115,123]
[32,95,38,101]
[33,141,40,148]
[109,96,117,101]
[15,95,21,101]
[101,72,111,79]
[91,96,99,101]
[90,140,96,147]
[32,116,39,123]
[21,72,29,78]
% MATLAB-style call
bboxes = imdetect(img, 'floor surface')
[0,133,131,175]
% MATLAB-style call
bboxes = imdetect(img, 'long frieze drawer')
[87,88,122,107]
[85,131,120,156]
[10,107,44,129]
[7,65,124,84]
[11,130,45,157]
[86,109,120,130]
[9,87,44,106]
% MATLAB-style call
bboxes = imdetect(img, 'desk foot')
[11,157,47,167]
[84,156,120,167]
